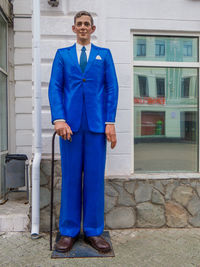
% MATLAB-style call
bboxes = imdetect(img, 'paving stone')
[190,181,197,187]
[40,208,56,232]
[40,170,48,186]
[165,201,188,227]
[112,183,135,206]
[124,181,135,194]
[40,187,50,209]
[105,183,119,197]
[161,180,171,186]
[188,212,200,227]
[55,162,62,176]
[196,185,200,198]
[135,182,152,203]
[105,195,117,213]
[165,182,176,200]
[105,207,135,229]
[1,229,200,266]
[153,181,165,194]
[54,189,61,204]
[136,202,165,227]
[187,196,200,216]
[152,189,165,204]
[54,176,62,190]
[172,185,194,207]
[40,160,51,177]
[112,181,124,187]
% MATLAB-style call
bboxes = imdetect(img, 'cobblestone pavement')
[1,229,200,267]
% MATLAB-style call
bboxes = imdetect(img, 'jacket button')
[83,78,86,82]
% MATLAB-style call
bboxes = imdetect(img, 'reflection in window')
[134,36,198,62]
[156,78,165,97]
[155,40,165,56]
[0,72,8,152]
[137,39,146,56]
[181,77,190,98]
[134,67,198,172]
[0,14,7,71]
[138,76,149,97]
[183,41,192,57]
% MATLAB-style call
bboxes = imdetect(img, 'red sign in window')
[134,97,165,105]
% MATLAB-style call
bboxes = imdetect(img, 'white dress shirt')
[76,42,91,63]
[54,42,114,125]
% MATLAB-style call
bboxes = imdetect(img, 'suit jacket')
[48,43,118,133]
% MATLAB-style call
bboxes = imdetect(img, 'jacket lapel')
[68,44,82,74]
[68,43,99,74]
[84,44,98,74]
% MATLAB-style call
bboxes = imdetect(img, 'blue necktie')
[80,46,87,73]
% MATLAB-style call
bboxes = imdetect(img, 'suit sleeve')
[104,49,118,123]
[48,50,65,125]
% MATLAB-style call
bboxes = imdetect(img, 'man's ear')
[72,25,76,33]
[91,25,96,34]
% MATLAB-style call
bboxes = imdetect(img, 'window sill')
[106,173,200,180]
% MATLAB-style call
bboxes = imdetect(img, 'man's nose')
[80,23,86,29]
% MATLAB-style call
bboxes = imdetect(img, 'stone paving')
[1,229,200,266]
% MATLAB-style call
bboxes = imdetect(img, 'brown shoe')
[84,235,111,253]
[55,235,78,252]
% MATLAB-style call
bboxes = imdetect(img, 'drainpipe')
[31,0,42,238]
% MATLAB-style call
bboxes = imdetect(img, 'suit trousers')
[59,101,106,237]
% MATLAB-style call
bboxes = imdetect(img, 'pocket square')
[96,55,102,60]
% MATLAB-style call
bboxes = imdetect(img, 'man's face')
[72,15,96,44]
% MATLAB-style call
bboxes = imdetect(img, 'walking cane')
[50,131,57,251]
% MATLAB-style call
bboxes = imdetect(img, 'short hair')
[74,11,94,26]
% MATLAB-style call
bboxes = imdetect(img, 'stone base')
[0,192,29,232]
[33,159,200,231]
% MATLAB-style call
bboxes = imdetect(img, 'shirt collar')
[76,42,91,51]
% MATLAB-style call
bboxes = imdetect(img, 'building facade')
[1,0,200,230]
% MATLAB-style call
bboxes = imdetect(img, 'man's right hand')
[54,121,73,141]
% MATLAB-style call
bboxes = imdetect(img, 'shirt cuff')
[105,122,115,125]
[53,119,66,124]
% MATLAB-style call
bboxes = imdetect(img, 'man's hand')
[105,124,117,149]
[54,121,73,141]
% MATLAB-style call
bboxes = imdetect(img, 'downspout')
[31,0,42,237]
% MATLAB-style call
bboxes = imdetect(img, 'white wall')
[13,0,32,158]
[13,0,200,175]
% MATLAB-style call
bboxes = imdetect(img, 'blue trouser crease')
[59,100,106,237]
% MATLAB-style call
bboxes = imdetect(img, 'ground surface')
[1,229,200,266]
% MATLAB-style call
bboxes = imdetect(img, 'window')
[133,35,198,173]
[138,76,149,97]
[137,39,146,56]
[156,78,165,97]
[134,36,198,62]
[183,41,192,57]
[0,12,8,200]
[155,40,165,56]
[181,77,190,98]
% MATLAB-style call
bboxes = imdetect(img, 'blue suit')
[48,43,118,237]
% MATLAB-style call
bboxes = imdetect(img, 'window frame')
[0,10,8,200]
[132,31,200,176]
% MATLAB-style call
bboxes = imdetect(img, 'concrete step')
[0,192,30,232]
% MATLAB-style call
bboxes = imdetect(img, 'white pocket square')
[96,55,102,60]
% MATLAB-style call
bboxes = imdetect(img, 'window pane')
[137,39,146,57]
[134,67,198,172]
[156,78,165,97]
[0,71,8,152]
[134,36,198,62]
[0,14,7,71]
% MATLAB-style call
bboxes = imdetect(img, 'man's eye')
[84,22,90,27]
[77,22,82,26]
